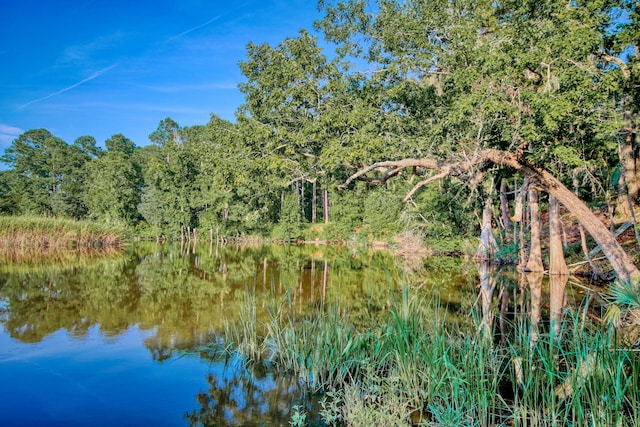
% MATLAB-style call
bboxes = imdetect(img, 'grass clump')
[0,215,125,249]
[223,286,640,426]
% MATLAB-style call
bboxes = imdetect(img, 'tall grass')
[0,215,125,248]
[223,285,640,426]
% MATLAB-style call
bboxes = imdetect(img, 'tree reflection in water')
[0,242,604,425]
[184,359,321,426]
[475,262,574,345]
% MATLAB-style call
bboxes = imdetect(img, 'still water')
[0,242,474,426]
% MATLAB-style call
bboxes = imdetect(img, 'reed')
[223,287,640,426]
[0,215,125,248]
[506,310,640,426]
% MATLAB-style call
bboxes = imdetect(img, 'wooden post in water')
[549,274,568,339]
[322,260,328,310]
[263,257,267,289]
[526,272,543,347]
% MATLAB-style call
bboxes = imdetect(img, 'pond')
[0,242,595,426]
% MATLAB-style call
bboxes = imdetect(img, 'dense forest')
[1,0,639,257]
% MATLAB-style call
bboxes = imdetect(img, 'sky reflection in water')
[0,324,219,426]
[1,242,457,426]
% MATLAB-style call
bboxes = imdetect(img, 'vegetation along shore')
[0,216,125,249]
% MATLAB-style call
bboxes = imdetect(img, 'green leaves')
[2,0,638,241]
[85,138,142,226]
[0,129,94,218]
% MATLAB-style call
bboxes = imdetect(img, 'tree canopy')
[1,0,639,278]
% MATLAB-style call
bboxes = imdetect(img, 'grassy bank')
[0,215,126,249]
[222,290,640,426]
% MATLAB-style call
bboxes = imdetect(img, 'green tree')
[139,118,197,238]
[105,133,136,156]
[317,0,639,280]
[238,30,343,224]
[188,115,279,236]
[0,129,93,218]
[601,0,640,212]
[272,192,304,241]
[0,170,19,214]
[73,135,103,159]
[85,134,142,226]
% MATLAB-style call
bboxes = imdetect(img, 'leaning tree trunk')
[500,178,511,230]
[526,187,544,272]
[617,113,639,215]
[484,150,640,283]
[341,148,640,282]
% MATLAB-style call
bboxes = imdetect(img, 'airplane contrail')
[18,63,118,109]
[166,16,220,42]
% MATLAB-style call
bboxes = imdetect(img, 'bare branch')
[338,158,444,189]
[403,171,449,202]
[599,53,630,79]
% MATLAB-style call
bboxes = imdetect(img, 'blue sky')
[0,0,324,151]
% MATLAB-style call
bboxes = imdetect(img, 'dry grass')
[0,215,125,249]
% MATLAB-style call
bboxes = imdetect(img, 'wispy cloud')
[57,32,126,68]
[166,16,220,42]
[18,64,118,109]
[0,124,24,147]
[31,101,213,116]
[140,81,237,93]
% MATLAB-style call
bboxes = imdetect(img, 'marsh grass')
[0,215,125,248]
[223,287,640,426]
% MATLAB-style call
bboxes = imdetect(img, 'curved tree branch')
[340,148,640,282]
[403,171,450,202]
[338,158,446,189]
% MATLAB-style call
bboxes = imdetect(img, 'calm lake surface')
[0,242,590,426]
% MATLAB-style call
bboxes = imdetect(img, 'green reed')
[223,286,640,426]
[507,310,640,427]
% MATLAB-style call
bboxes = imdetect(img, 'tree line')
[1,0,639,254]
